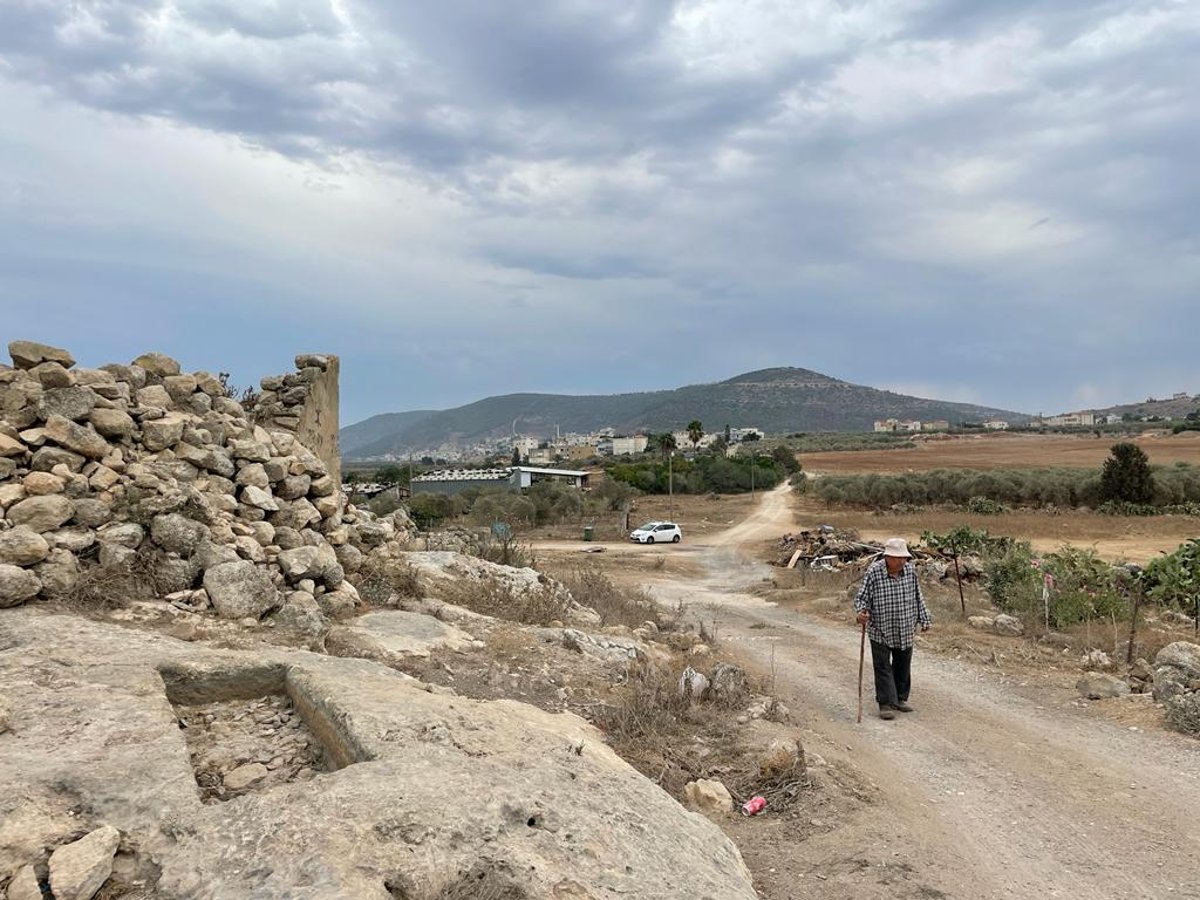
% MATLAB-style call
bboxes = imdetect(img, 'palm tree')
[657,432,678,460]
[687,419,704,450]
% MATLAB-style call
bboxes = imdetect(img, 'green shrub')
[1142,538,1200,612]
[966,496,1009,515]
[983,543,1041,615]
[811,463,1200,512]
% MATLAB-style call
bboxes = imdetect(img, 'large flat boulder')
[325,610,479,664]
[0,611,756,900]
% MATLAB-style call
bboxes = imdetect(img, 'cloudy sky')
[2,0,1197,425]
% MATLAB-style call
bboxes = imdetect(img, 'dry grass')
[1165,694,1200,737]
[63,548,162,609]
[554,565,673,630]
[353,555,422,607]
[799,432,1200,475]
[440,575,571,626]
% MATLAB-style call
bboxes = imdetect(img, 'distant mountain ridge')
[341,367,1031,459]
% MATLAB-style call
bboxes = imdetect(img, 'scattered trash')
[579,545,607,553]
[678,666,710,700]
[741,796,767,817]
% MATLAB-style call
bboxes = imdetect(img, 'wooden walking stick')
[857,620,866,724]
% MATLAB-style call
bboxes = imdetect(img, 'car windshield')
[637,522,660,531]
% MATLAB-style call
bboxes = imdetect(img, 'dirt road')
[649,485,1200,899]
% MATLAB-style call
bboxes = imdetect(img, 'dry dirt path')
[648,484,1200,900]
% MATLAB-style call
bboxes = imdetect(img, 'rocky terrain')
[0,341,762,900]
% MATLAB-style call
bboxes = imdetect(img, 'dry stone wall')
[244,353,341,487]
[0,340,410,631]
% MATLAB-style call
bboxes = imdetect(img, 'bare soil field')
[800,430,1200,475]
[526,491,760,543]
[790,495,1198,563]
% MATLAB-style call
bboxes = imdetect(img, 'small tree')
[511,446,522,466]
[1099,442,1155,504]
[687,419,704,450]
[657,432,678,460]
[375,465,404,485]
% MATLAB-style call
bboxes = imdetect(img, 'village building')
[411,466,590,495]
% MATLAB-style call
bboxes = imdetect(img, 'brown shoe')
[894,701,914,713]
[878,706,896,720]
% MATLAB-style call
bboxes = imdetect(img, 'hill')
[339,409,438,456]
[1082,392,1200,422]
[342,367,1030,458]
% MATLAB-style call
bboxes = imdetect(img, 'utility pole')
[668,451,674,520]
[750,454,755,497]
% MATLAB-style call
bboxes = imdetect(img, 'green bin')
[583,526,595,542]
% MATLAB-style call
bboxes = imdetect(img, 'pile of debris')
[772,527,985,584]
[773,526,881,569]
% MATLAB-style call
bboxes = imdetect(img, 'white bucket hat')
[883,537,912,558]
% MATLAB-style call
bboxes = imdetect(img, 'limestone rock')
[31,445,85,473]
[326,610,478,664]
[241,485,280,512]
[317,582,360,618]
[203,561,279,619]
[31,362,73,390]
[224,762,270,792]
[1081,649,1113,671]
[38,386,97,422]
[236,462,270,488]
[23,471,65,495]
[0,526,51,566]
[1156,642,1200,680]
[273,591,327,635]
[992,613,1024,636]
[42,415,109,460]
[53,527,96,554]
[0,431,27,458]
[141,413,186,452]
[98,522,144,549]
[1076,672,1129,700]
[0,564,42,606]
[967,616,995,631]
[6,864,41,900]
[131,351,181,377]
[7,494,74,532]
[0,483,27,509]
[9,340,76,370]
[35,548,82,598]
[48,824,121,900]
[89,408,135,440]
[0,612,757,900]
[163,374,198,400]
[277,544,339,583]
[684,779,733,818]
[150,513,208,556]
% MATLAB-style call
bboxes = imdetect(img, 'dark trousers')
[870,640,912,707]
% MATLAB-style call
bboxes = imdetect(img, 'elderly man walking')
[854,538,932,720]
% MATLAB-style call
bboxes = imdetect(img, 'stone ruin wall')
[244,353,341,488]
[0,339,411,622]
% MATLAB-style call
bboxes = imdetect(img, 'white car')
[630,521,682,544]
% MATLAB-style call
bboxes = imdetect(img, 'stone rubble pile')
[176,694,328,802]
[0,340,415,632]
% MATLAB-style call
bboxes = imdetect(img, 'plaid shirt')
[854,559,932,650]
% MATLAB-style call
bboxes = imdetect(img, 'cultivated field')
[790,432,1200,562]
[799,431,1200,475]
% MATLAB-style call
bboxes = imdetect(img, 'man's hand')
[856,611,870,625]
